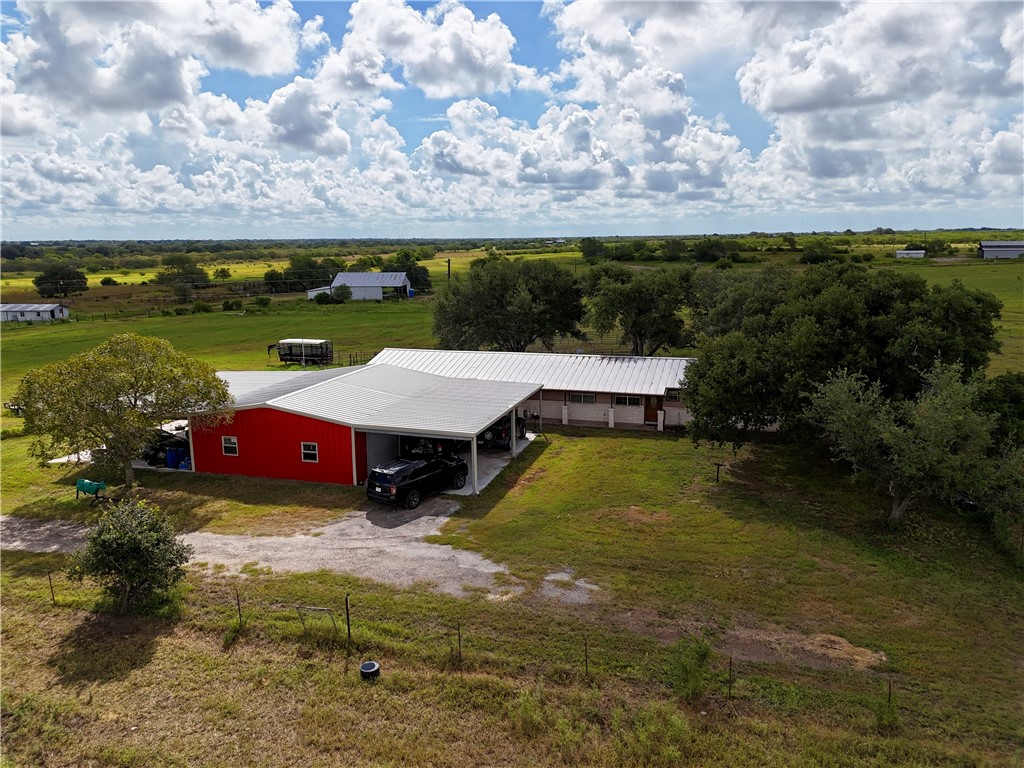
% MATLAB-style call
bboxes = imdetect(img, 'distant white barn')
[0,303,69,323]
[307,272,411,301]
[895,250,926,259]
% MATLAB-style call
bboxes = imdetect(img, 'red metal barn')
[191,407,356,485]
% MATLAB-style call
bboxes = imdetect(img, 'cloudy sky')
[2,1,1022,240]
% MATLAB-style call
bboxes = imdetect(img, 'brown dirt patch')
[509,467,546,496]
[616,505,671,525]
[721,624,886,671]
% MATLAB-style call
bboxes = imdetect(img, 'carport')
[263,364,542,494]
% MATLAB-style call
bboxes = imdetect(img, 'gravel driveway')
[0,500,515,598]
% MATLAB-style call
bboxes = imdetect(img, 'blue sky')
[1,1,1021,240]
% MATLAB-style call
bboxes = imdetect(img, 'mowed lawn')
[2,430,1022,766]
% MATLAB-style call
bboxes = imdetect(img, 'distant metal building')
[307,272,411,301]
[895,250,926,259]
[978,241,1024,259]
[0,303,69,323]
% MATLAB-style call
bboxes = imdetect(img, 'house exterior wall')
[190,407,354,485]
[522,390,690,427]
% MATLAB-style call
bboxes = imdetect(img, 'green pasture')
[0,299,436,405]
[2,429,1021,765]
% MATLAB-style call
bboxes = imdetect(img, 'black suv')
[477,414,527,450]
[366,455,469,509]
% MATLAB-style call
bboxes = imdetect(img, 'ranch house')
[187,348,691,493]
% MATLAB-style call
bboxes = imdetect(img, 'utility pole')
[447,258,451,284]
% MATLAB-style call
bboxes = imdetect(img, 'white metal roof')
[268,363,538,438]
[330,272,410,288]
[979,241,1024,247]
[370,348,690,396]
[1,303,66,311]
[219,368,359,407]
[278,338,330,344]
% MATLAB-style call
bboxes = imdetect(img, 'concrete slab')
[447,432,537,495]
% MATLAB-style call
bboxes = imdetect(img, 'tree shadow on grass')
[49,611,173,688]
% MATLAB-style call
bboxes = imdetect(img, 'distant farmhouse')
[978,241,1024,259]
[0,303,69,323]
[307,272,412,301]
[895,250,926,259]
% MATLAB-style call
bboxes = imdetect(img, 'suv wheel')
[405,490,421,510]
[483,429,495,442]
[453,472,466,489]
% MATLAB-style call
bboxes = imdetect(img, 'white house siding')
[663,402,691,427]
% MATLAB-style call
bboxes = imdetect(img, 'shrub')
[192,301,213,313]
[160,309,174,316]
[254,296,271,308]
[100,277,119,286]
[173,307,189,316]
[665,638,712,700]
[313,292,334,305]
[713,258,733,270]
[66,498,193,614]
[222,299,243,311]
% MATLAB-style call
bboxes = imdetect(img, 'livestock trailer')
[270,338,334,365]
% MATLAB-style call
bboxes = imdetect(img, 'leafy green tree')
[799,238,840,264]
[67,498,193,614]
[263,268,286,293]
[281,255,333,292]
[978,372,1024,446]
[13,334,232,486]
[382,252,431,292]
[579,237,606,264]
[806,362,1015,523]
[213,267,231,280]
[682,264,1003,445]
[155,254,210,286]
[692,237,734,263]
[33,263,89,298]
[433,256,585,352]
[585,264,690,356]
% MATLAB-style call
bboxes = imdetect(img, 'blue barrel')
[166,447,180,468]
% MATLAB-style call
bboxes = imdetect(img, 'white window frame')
[568,392,596,404]
[222,436,238,456]
[665,389,680,402]
[301,442,319,463]
[614,395,642,407]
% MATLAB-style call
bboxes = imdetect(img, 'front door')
[644,396,661,424]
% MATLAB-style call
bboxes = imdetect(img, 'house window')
[222,436,238,456]
[301,442,319,463]
[568,392,596,404]
[665,389,680,402]
[614,395,642,407]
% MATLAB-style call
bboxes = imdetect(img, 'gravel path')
[0,500,515,598]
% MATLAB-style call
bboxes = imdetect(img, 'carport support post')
[509,408,516,455]
[470,440,479,494]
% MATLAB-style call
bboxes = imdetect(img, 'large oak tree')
[13,334,232,485]
[433,256,585,352]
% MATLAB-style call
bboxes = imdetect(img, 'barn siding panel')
[191,408,354,485]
